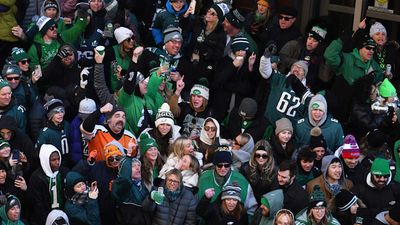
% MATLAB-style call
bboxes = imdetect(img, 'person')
[294,146,320,187]
[81,102,137,161]
[197,183,248,225]
[334,134,365,184]
[63,171,101,225]
[231,133,254,171]
[195,117,229,166]
[45,209,70,225]
[244,0,272,45]
[271,118,295,165]
[240,140,276,204]
[198,148,258,217]
[28,144,69,225]
[251,189,284,225]
[0,138,28,184]
[370,203,400,225]
[295,94,344,151]
[295,185,340,225]
[0,79,26,132]
[139,103,181,161]
[274,160,309,215]
[9,47,32,82]
[0,195,25,225]
[36,98,72,167]
[307,127,330,170]
[139,133,163,190]
[142,168,198,225]
[111,156,151,225]
[272,209,295,225]
[393,140,400,183]
[352,157,400,224]
[306,155,353,204]
[333,189,361,225]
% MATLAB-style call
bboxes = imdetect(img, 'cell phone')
[12,149,20,161]
[34,65,42,78]
[91,181,97,190]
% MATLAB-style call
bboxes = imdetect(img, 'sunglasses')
[216,163,231,168]
[167,179,180,184]
[373,174,390,178]
[204,126,216,132]
[19,59,30,65]
[6,77,20,81]
[125,37,134,42]
[279,15,293,21]
[365,46,375,51]
[255,153,268,159]
[49,25,57,31]
[107,155,123,163]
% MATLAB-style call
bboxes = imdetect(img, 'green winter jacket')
[295,208,340,225]
[0,0,18,42]
[109,45,131,92]
[324,38,383,85]
[0,196,24,225]
[36,121,71,155]
[393,140,400,183]
[28,17,88,69]
[146,72,173,110]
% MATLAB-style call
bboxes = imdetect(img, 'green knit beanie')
[371,158,390,176]
[309,185,326,208]
[11,47,29,62]
[139,133,159,156]
[379,78,396,98]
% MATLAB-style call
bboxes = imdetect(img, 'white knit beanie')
[114,27,133,44]
[155,103,174,127]
[370,22,387,37]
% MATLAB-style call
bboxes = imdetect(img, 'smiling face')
[278,130,292,145]
[224,199,238,212]
[17,59,30,72]
[311,109,324,123]
[343,157,358,169]
[0,146,11,158]
[183,140,194,155]
[254,150,268,165]
[0,87,12,107]
[145,147,159,162]
[165,174,181,192]
[170,0,185,12]
[107,111,126,134]
[45,25,58,39]
[205,8,218,23]
[300,159,314,172]
[73,181,87,194]
[165,39,182,56]
[359,45,375,62]
[326,161,342,182]
[311,207,326,222]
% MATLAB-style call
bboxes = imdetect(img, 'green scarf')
[49,173,64,209]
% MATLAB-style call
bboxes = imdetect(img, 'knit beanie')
[11,47,29,62]
[139,133,159,156]
[155,103,174,128]
[36,16,56,35]
[225,9,245,29]
[2,64,22,77]
[370,158,390,176]
[190,77,209,100]
[231,37,250,53]
[65,171,86,197]
[213,147,232,165]
[309,185,326,208]
[309,127,327,149]
[257,0,269,7]
[335,189,358,212]
[163,26,183,44]
[114,27,134,44]
[275,118,293,135]
[293,60,309,77]
[78,98,97,119]
[44,98,65,119]
[370,22,387,37]
[105,105,125,121]
[5,195,20,213]
[308,26,327,42]
[357,34,376,50]
[279,6,297,17]
[366,129,386,148]
[221,183,241,202]
[211,3,230,21]
[379,78,396,98]
[0,139,10,150]
[261,196,270,208]
[310,99,326,114]
[238,97,257,118]
[342,135,360,159]
[44,0,58,11]
[0,79,10,90]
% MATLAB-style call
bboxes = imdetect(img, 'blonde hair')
[170,136,192,158]
[249,139,276,183]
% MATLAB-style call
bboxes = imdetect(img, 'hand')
[132,46,144,63]
[11,26,25,39]
[31,70,41,84]
[56,48,70,59]
[108,179,114,192]
[89,186,99,199]
[14,176,27,191]
[263,41,277,58]
[87,150,98,164]
[157,65,169,77]
[169,71,181,82]
[19,152,27,163]
[151,190,165,205]
[175,75,185,95]
[359,18,366,29]
[80,67,90,89]
[248,52,256,71]
[176,159,183,170]
[94,48,105,64]
[8,158,18,167]
[127,137,137,156]
[204,188,215,199]
[100,103,113,114]
[233,55,245,68]
[63,17,72,25]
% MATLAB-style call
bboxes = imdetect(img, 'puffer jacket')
[0,0,18,42]
[142,186,198,225]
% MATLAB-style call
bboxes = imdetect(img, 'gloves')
[151,190,165,205]
[87,150,97,164]
[285,74,307,97]
[80,67,90,89]
[88,188,99,199]
[76,8,90,19]
[263,41,277,58]
[57,49,70,59]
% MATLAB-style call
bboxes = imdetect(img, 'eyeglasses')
[19,59,30,65]
[49,25,57,31]
[312,206,325,211]
[204,126,216,132]
[365,46,375,51]
[216,163,231,168]
[255,153,268,159]
[279,15,293,21]
[107,155,123,163]
[6,77,20,81]
[167,179,180,184]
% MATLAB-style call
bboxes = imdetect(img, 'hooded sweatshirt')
[258,189,284,225]
[45,209,70,225]
[232,135,254,171]
[0,196,24,225]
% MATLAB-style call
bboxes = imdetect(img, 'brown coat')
[306,175,353,204]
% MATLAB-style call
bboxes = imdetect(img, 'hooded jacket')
[306,155,353,204]
[295,95,344,151]
[0,195,24,225]
[45,209,69,225]
[232,136,254,171]
[29,144,69,225]
[256,189,284,225]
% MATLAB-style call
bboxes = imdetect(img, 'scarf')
[70,191,88,205]
[49,173,63,209]
[214,170,231,186]
[165,186,182,202]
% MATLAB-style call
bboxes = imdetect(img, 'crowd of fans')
[1,0,400,224]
